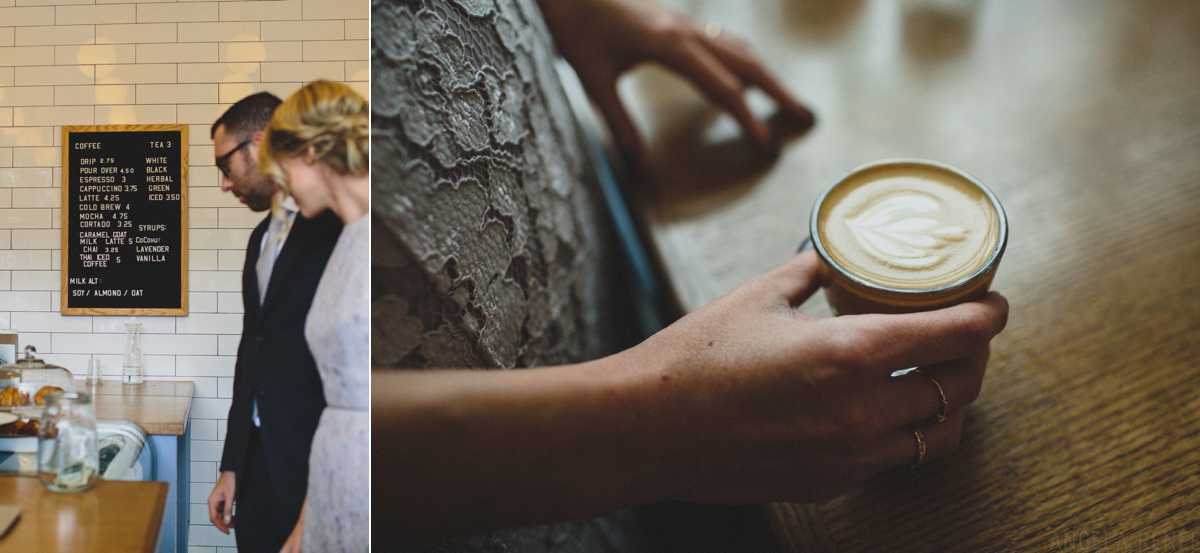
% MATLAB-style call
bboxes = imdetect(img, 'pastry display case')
[0,346,75,436]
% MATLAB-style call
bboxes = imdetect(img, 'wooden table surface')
[81,379,194,436]
[620,0,1200,551]
[0,475,166,552]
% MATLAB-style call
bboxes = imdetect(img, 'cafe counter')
[84,379,193,435]
[0,475,167,552]
[82,379,193,553]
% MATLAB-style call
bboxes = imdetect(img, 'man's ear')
[251,130,265,146]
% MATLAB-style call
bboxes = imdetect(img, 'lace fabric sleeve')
[371,212,490,369]
[372,0,640,371]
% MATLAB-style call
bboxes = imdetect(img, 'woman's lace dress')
[304,215,370,552]
[371,0,638,371]
[371,0,645,550]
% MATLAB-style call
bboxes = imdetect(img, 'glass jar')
[122,323,144,385]
[38,390,99,492]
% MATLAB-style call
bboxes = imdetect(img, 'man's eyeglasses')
[215,138,252,179]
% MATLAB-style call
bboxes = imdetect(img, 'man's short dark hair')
[211,92,283,139]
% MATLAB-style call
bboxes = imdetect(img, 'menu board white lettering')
[61,125,189,316]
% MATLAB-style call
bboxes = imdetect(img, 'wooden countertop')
[620,0,1200,551]
[0,475,167,552]
[82,380,194,436]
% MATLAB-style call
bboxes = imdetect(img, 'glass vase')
[122,323,144,385]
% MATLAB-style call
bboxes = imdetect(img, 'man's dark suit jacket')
[220,209,342,526]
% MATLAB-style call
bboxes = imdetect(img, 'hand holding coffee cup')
[809,159,1007,315]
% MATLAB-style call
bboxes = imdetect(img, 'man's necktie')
[255,207,290,305]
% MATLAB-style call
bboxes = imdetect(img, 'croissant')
[0,386,29,407]
[16,418,39,436]
[34,385,64,406]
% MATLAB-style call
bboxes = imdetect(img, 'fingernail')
[802,109,817,127]
[757,124,777,157]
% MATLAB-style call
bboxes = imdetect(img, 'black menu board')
[61,125,189,315]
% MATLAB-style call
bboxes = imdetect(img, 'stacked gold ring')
[912,428,927,467]
[911,369,948,423]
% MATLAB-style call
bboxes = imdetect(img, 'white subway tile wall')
[0,0,368,550]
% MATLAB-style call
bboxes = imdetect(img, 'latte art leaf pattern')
[845,192,968,268]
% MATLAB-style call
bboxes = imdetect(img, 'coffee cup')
[808,159,1007,315]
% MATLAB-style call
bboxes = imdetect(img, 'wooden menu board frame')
[61,124,189,316]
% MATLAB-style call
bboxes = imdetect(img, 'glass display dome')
[0,345,76,408]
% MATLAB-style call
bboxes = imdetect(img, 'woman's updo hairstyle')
[259,80,369,195]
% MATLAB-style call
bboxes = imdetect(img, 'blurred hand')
[539,0,815,162]
[207,471,237,534]
[279,502,305,553]
[627,250,1008,503]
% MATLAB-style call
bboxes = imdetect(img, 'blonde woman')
[259,79,369,552]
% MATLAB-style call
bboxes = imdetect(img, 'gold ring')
[703,22,723,39]
[912,428,927,467]
[911,369,948,423]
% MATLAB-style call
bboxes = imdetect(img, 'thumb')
[761,250,823,308]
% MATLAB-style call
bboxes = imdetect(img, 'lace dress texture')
[304,215,370,552]
[372,0,638,373]
[371,0,644,550]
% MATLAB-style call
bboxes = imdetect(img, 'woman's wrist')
[372,350,683,538]
[569,347,687,507]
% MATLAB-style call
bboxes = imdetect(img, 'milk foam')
[818,163,999,289]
